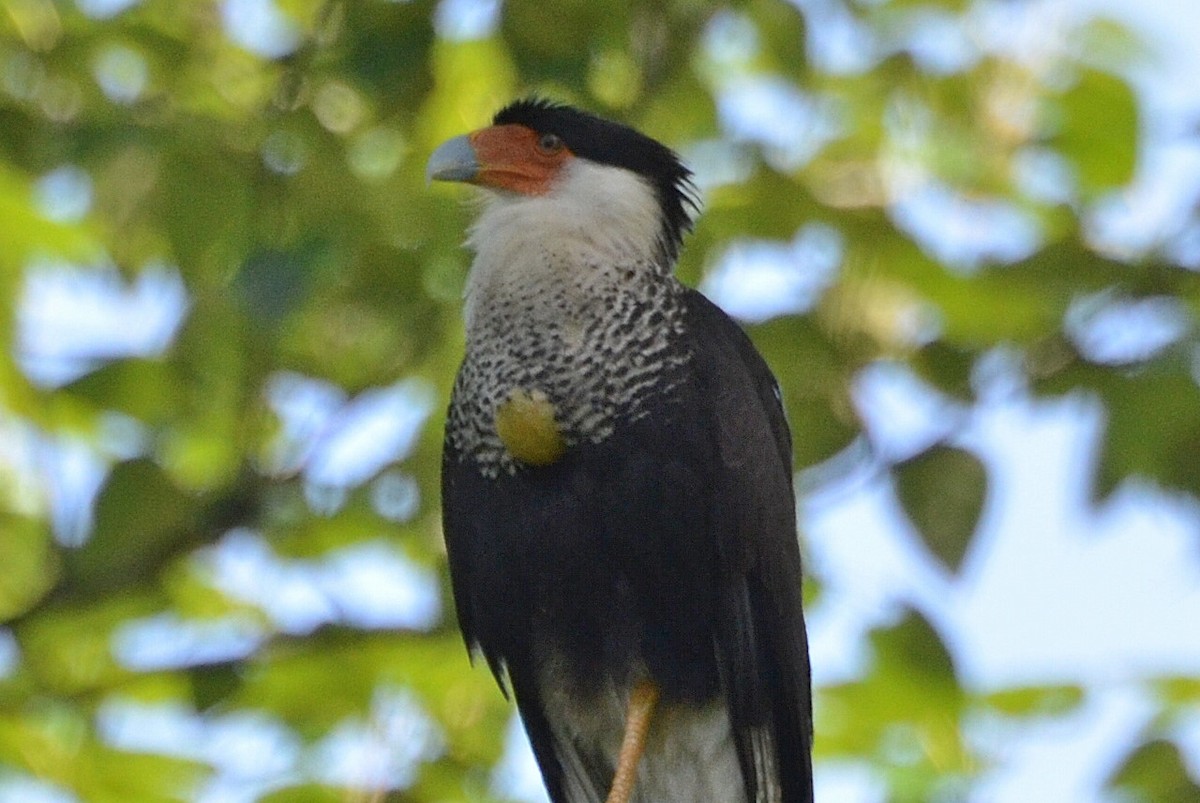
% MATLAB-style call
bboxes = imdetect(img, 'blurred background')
[1,0,1199,801]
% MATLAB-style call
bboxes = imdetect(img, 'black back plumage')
[442,288,813,802]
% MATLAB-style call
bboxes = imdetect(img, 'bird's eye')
[536,133,564,154]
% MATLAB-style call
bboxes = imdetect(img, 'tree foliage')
[1,0,1197,800]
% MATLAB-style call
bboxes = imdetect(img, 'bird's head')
[427,99,697,265]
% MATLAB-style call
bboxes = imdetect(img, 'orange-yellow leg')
[605,681,660,803]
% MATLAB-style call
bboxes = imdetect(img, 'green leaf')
[188,661,244,711]
[911,341,975,401]
[259,785,343,803]
[1106,738,1200,802]
[234,244,325,327]
[342,0,437,105]
[0,515,58,621]
[1055,68,1139,195]
[871,609,958,690]
[893,445,987,572]
[502,0,631,88]
[1096,367,1200,500]
[984,685,1084,718]
[62,458,198,596]
[160,145,255,278]
[640,66,718,145]
[929,238,1126,348]
[883,0,971,10]
[819,610,970,793]
[746,0,807,77]
[76,746,208,803]
[1156,676,1200,706]
[750,316,860,468]
[699,168,822,247]
[18,592,159,695]
[1037,357,1200,500]
[64,358,180,424]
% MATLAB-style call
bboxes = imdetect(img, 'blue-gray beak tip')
[426,135,479,185]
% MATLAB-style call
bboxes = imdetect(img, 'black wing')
[684,288,814,803]
[441,394,728,802]
[441,289,812,803]
[441,437,574,800]
[442,421,721,803]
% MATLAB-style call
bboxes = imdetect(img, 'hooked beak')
[426,134,480,184]
[427,125,570,195]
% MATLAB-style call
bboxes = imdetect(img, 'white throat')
[462,160,663,331]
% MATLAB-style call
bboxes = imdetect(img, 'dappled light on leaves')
[893,444,987,572]
[0,0,1197,800]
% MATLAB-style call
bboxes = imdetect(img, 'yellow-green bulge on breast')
[494,387,567,466]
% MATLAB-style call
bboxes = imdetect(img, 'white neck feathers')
[462,161,663,331]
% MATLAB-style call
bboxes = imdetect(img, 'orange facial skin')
[467,124,574,195]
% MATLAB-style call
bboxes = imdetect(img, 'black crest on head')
[494,98,698,262]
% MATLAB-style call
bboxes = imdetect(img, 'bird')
[427,99,813,803]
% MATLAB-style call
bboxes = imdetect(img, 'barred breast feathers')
[450,160,688,476]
